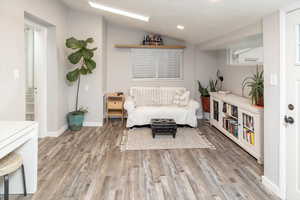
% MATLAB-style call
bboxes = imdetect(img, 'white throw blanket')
[124,87,199,127]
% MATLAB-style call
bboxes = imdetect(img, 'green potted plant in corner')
[242,66,264,107]
[198,80,218,113]
[66,37,97,131]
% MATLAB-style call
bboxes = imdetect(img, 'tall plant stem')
[75,75,81,111]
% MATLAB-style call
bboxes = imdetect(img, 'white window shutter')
[132,49,183,79]
[158,50,181,78]
[132,49,156,79]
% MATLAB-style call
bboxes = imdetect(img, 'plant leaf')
[66,69,80,82]
[68,50,83,64]
[81,48,94,59]
[86,38,94,43]
[84,58,96,71]
[79,67,88,75]
[66,37,83,49]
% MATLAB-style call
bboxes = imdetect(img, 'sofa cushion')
[173,91,190,106]
[130,87,186,106]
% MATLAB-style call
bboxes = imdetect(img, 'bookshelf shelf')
[210,92,264,164]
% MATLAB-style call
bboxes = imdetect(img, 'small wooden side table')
[105,93,125,123]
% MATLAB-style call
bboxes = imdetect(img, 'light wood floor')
[10,120,278,200]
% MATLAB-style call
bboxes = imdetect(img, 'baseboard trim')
[262,176,281,198]
[47,124,68,138]
[83,121,103,127]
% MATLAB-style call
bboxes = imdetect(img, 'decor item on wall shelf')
[66,37,98,131]
[242,65,264,107]
[142,34,163,46]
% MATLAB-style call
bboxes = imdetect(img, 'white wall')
[216,50,263,97]
[66,9,105,126]
[105,23,219,117]
[263,11,281,188]
[106,23,197,97]
[199,22,263,50]
[0,0,68,132]
[194,49,219,98]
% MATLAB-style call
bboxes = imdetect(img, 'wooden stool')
[0,152,27,200]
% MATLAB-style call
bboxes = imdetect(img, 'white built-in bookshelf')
[210,92,264,164]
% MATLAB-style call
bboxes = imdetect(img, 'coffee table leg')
[152,130,155,138]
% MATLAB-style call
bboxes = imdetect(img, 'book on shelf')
[223,103,238,118]
[243,114,254,130]
[223,117,238,138]
[243,128,255,145]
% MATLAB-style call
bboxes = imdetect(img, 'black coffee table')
[151,119,177,138]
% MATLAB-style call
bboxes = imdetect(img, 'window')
[131,49,183,79]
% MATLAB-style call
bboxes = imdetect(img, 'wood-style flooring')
[10,120,278,200]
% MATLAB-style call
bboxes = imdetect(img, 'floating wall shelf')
[114,45,186,49]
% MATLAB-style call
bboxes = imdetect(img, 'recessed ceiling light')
[88,1,150,22]
[177,25,184,30]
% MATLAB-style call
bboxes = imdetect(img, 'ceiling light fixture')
[88,1,149,22]
[177,25,185,30]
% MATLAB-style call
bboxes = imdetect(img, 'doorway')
[24,20,48,137]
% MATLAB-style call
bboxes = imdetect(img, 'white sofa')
[124,87,200,128]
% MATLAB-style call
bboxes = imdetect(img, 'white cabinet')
[210,92,264,164]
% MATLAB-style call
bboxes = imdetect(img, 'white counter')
[0,121,38,194]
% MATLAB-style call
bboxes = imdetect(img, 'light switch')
[85,85,89,91]
[13,69,20,80]
[270,73,278,86]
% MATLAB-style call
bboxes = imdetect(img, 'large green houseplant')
[66,37,97,131]
[242,66,264,107]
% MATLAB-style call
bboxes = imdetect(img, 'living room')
[1,0,300,199]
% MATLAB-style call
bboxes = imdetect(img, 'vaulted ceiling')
[61,0,297,44]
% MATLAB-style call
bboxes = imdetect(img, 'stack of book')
[243,129,255,145]
[223,103,238,118]
[243,114,254,130]
[223,117,238,138]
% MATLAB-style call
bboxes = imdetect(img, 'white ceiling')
[61,0,297,44]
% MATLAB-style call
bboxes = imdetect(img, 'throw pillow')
[173,91,190,106]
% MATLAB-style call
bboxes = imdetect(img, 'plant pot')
[201,96,210,113]
[256,96,264,107]
[67,111,84,131]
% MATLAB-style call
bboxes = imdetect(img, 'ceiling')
[61,0,297,44]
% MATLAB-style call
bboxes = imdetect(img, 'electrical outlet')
[270,74,278,86]
[13,69,20,80]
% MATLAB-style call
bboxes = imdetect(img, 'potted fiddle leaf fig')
[66,37,97,131]
[242,66,264,107]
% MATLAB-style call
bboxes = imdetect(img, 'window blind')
[132,49,183,79]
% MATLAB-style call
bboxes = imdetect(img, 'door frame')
[24,19,48,138]
[279,2,300,199]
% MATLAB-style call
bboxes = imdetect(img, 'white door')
[25,21,48,137]
[285,9,300,200]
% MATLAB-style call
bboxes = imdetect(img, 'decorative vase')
[67,112,84,131]
[201,96,210,113]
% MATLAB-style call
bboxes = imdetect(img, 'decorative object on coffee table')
[151,119,177,138]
